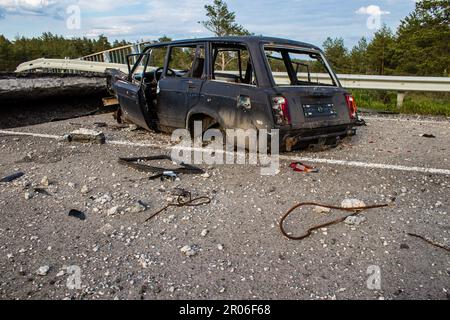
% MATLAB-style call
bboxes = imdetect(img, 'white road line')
[0,130,61,140]
[1,129,450,176]
[363,116,450,125]
[279,155,450,176]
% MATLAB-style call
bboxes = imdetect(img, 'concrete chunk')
[67,129,105,144]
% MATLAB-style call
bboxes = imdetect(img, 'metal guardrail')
[81,42,152,64]
[16,58,129,74]
[16,59,450,91]
[272,72,450,92]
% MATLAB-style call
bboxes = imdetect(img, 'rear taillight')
[345,94,358,119]
[272,96,291,125]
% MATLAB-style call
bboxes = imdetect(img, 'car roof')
[145,36,322,51]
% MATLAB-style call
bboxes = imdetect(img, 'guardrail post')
[397,91,406,108]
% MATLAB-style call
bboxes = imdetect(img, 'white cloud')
[356,5,390,16]
[0,0,63,18]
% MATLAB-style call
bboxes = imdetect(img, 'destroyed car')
[107,36,358,151]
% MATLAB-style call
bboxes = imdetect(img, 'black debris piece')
[68,209,87,221]
[0,172,25,183]
[118,155,204,180]
[161,171,179,182]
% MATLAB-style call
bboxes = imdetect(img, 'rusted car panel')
[108,36,357,151]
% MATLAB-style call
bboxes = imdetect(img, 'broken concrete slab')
[65,128,105,144]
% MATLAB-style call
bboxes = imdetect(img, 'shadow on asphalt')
[0,92,113,129]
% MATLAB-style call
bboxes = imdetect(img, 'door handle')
[186,80,198,90]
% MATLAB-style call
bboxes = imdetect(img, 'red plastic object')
[290,162,319,173]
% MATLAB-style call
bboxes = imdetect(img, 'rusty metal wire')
[279,202,390,241]
[145,191,211,223]
[407,233,450,253]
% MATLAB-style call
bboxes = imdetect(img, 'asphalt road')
[0,113,449,300]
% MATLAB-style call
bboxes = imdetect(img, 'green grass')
[351,90,450,117]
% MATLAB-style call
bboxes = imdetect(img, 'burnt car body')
[107,36,358,151]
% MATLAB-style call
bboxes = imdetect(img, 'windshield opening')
[264,46,337,87]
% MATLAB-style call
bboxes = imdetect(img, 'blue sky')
[0,0,417,48]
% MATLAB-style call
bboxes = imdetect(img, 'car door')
[156,44,206,129]
[114,53,152,130]
[200,43,270,130]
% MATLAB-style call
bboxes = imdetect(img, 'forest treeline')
[0,0,448,76]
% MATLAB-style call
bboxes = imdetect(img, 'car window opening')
[264,46,336,87]
[212,44,256,86]
[167,45,206,79]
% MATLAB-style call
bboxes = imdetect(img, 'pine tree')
[322,37,350,73]
[350,37,368,74]
[366,25,396,75]
[394,0,450,76]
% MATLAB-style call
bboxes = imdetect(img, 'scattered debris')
[67,182,76,189]
[56,270,66,277]
[163,214,176,224]
[118,155,204,180]
[341,199,367,209]
[290,162,319,173]
[102,96,119,107]
[217,244,224,251]
[40,176,50,187]
[279,201,391,241]
[107,206,119,216]
[97,223,114,234]
[313,206,331,214]
[81,185,90,195]
[36,266,50,276]
[420,134,436,139]
[201,229,209,237]
[161,171,179,182]
[180,245,199,257]
[129,201,147,213]
[145,191,211,223]
[127,124,139,132]
[24,191,34,200]
[0,172,24,183]
[68,209,87,221]
[95,194,112,205]
[344,215,367,226]
[65,128,106,144]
